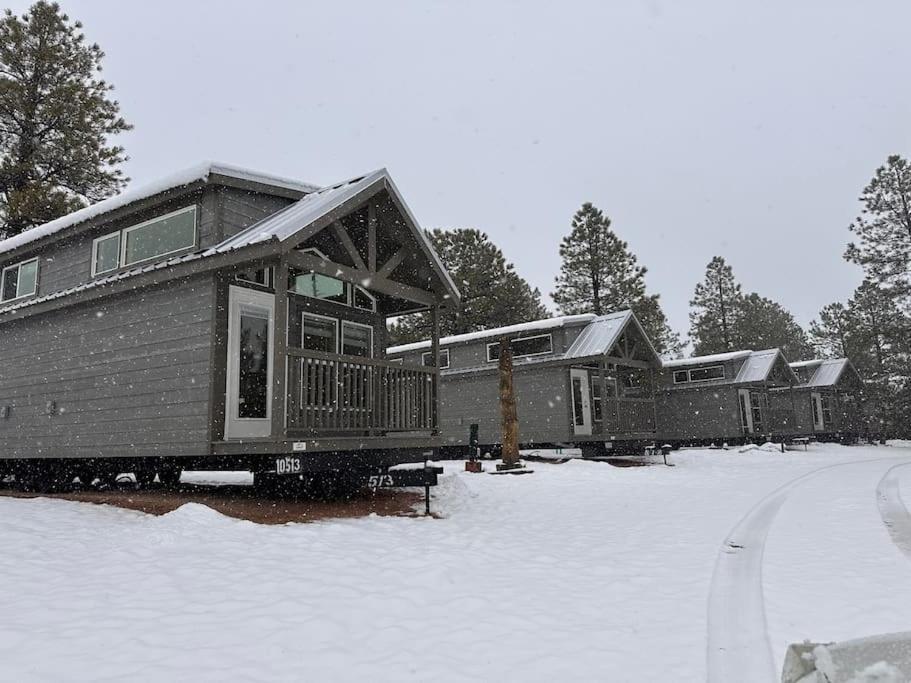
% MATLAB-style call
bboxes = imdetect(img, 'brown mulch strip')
[0,483,425,525]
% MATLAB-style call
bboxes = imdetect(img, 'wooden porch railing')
[286,349,436,434]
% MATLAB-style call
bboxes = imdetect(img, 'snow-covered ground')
[1,444,910,681]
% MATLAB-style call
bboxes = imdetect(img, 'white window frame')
[672,370,689,384]
[486,333,553,363]
[121,205,197,268]
[353,285,377,312]
[422,348,450,369]
[91,231,122,277]
[673,364,726,384]
[301,312,339,354]
[236,266,274,289]
[341,320,374,358]
[0,257,39,302]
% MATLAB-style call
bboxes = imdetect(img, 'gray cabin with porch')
[656,349,800,445]
[386,310,662,456]
[0,162,458,489]
[770,359,866,441]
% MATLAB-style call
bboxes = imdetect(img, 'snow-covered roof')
[563,310,661,363]
[734,348,784,383]
[0,168,458,316]
[387,314,596,355]
[0,161,319,259]
[663,350,753,368]
[790,358,852,388]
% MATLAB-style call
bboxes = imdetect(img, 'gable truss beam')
[285,250,437,307]
[332,220,367,271]
[377,247,408,279]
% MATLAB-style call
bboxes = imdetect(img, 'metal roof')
[663,350,752,368]
[734,349,783,383]
[0,168,459,316]
[790,358,851,387]
[563,310,662,364]
[387,314,596,355]
[0,161,319,259]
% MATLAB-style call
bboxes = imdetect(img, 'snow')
[387,314,596,354]
[662,349,753,367]
[1,444,910,680]
[0,162,318,259]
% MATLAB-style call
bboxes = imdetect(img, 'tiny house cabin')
[770,359,866,441]
[386,310,663,456]
[0,163,458,489]
[656,349,799,445]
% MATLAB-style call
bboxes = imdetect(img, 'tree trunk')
[718,278,730,350]
[498,338,520,467]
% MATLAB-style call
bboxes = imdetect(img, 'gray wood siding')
[656,386,743,441]
[1,185,295,304]
[438,366,571,447]
[0,275,215,459]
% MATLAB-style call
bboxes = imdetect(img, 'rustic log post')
[498,337,520,468]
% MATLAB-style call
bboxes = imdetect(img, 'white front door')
[738,388,754,434]
[811,392,824,431]
[570,369,593,436]
[225,286,275,439]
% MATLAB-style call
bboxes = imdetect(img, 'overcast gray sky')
[22,0,911,338]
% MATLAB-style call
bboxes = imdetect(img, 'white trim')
[486,333,553,363]
[225,286,275,439]
[422,348,450,369]
[570,368,593,436]
[91,231,121,277]
[121,205,197,268]
[341,319,374,357]
[353,285,377,312]
[738,388,754,434]
[301,311,339,353]
[0,257,39,303]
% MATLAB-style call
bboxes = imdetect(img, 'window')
[237,309,269,419]
[821,395,833,426]
[353,286,376,312]
[422,348,450,369]
[290,270,349,304]
[92,233,121,276]
[0,258,38,302]
[486,334,553,362]
[341,321,373,357]
[236,267,274,288]
[302,314,338,353]
[122,206,197,267]
[750,391,765,433]
[673,365,725,384]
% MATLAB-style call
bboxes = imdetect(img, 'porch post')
[272,262,289,438]
[598,358,607,436]
[431,305,440,434]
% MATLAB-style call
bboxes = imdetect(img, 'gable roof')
[387,314,596,355]
[790,358,856,388]
[0,161,319,260]
[563,310,662,365]
[664,348,797,385]
[0,167,458,317]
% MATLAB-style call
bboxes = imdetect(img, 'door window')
[749,391,765,433]
[237,311,269,419]
[572,377,585,427]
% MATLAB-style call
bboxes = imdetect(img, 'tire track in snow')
[706,458,904,683]
[876,462,911,560]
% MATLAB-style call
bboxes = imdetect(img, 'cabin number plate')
[275,456,303,475]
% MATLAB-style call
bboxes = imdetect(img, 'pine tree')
[388,228,547,344]
[551,202,680,355]
[809,303,853,358]
[0,2,131,238]
[688,256,743,355]
[845,155,911,309]
[734,293,812,361]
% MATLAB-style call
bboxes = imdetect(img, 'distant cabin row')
[386,312,868,455]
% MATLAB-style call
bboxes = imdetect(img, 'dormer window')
[673,365,725,384]
[1,258,39,302]
[486,333,553,362]
[91,206,197,276]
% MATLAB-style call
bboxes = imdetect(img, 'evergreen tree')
[0,1,131,238]
[734,293,812,361]
[688,256,743,355]
[808,302,853,359]
[388,228,547,344]
[551,202,680,355]
[845,155,911,309]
